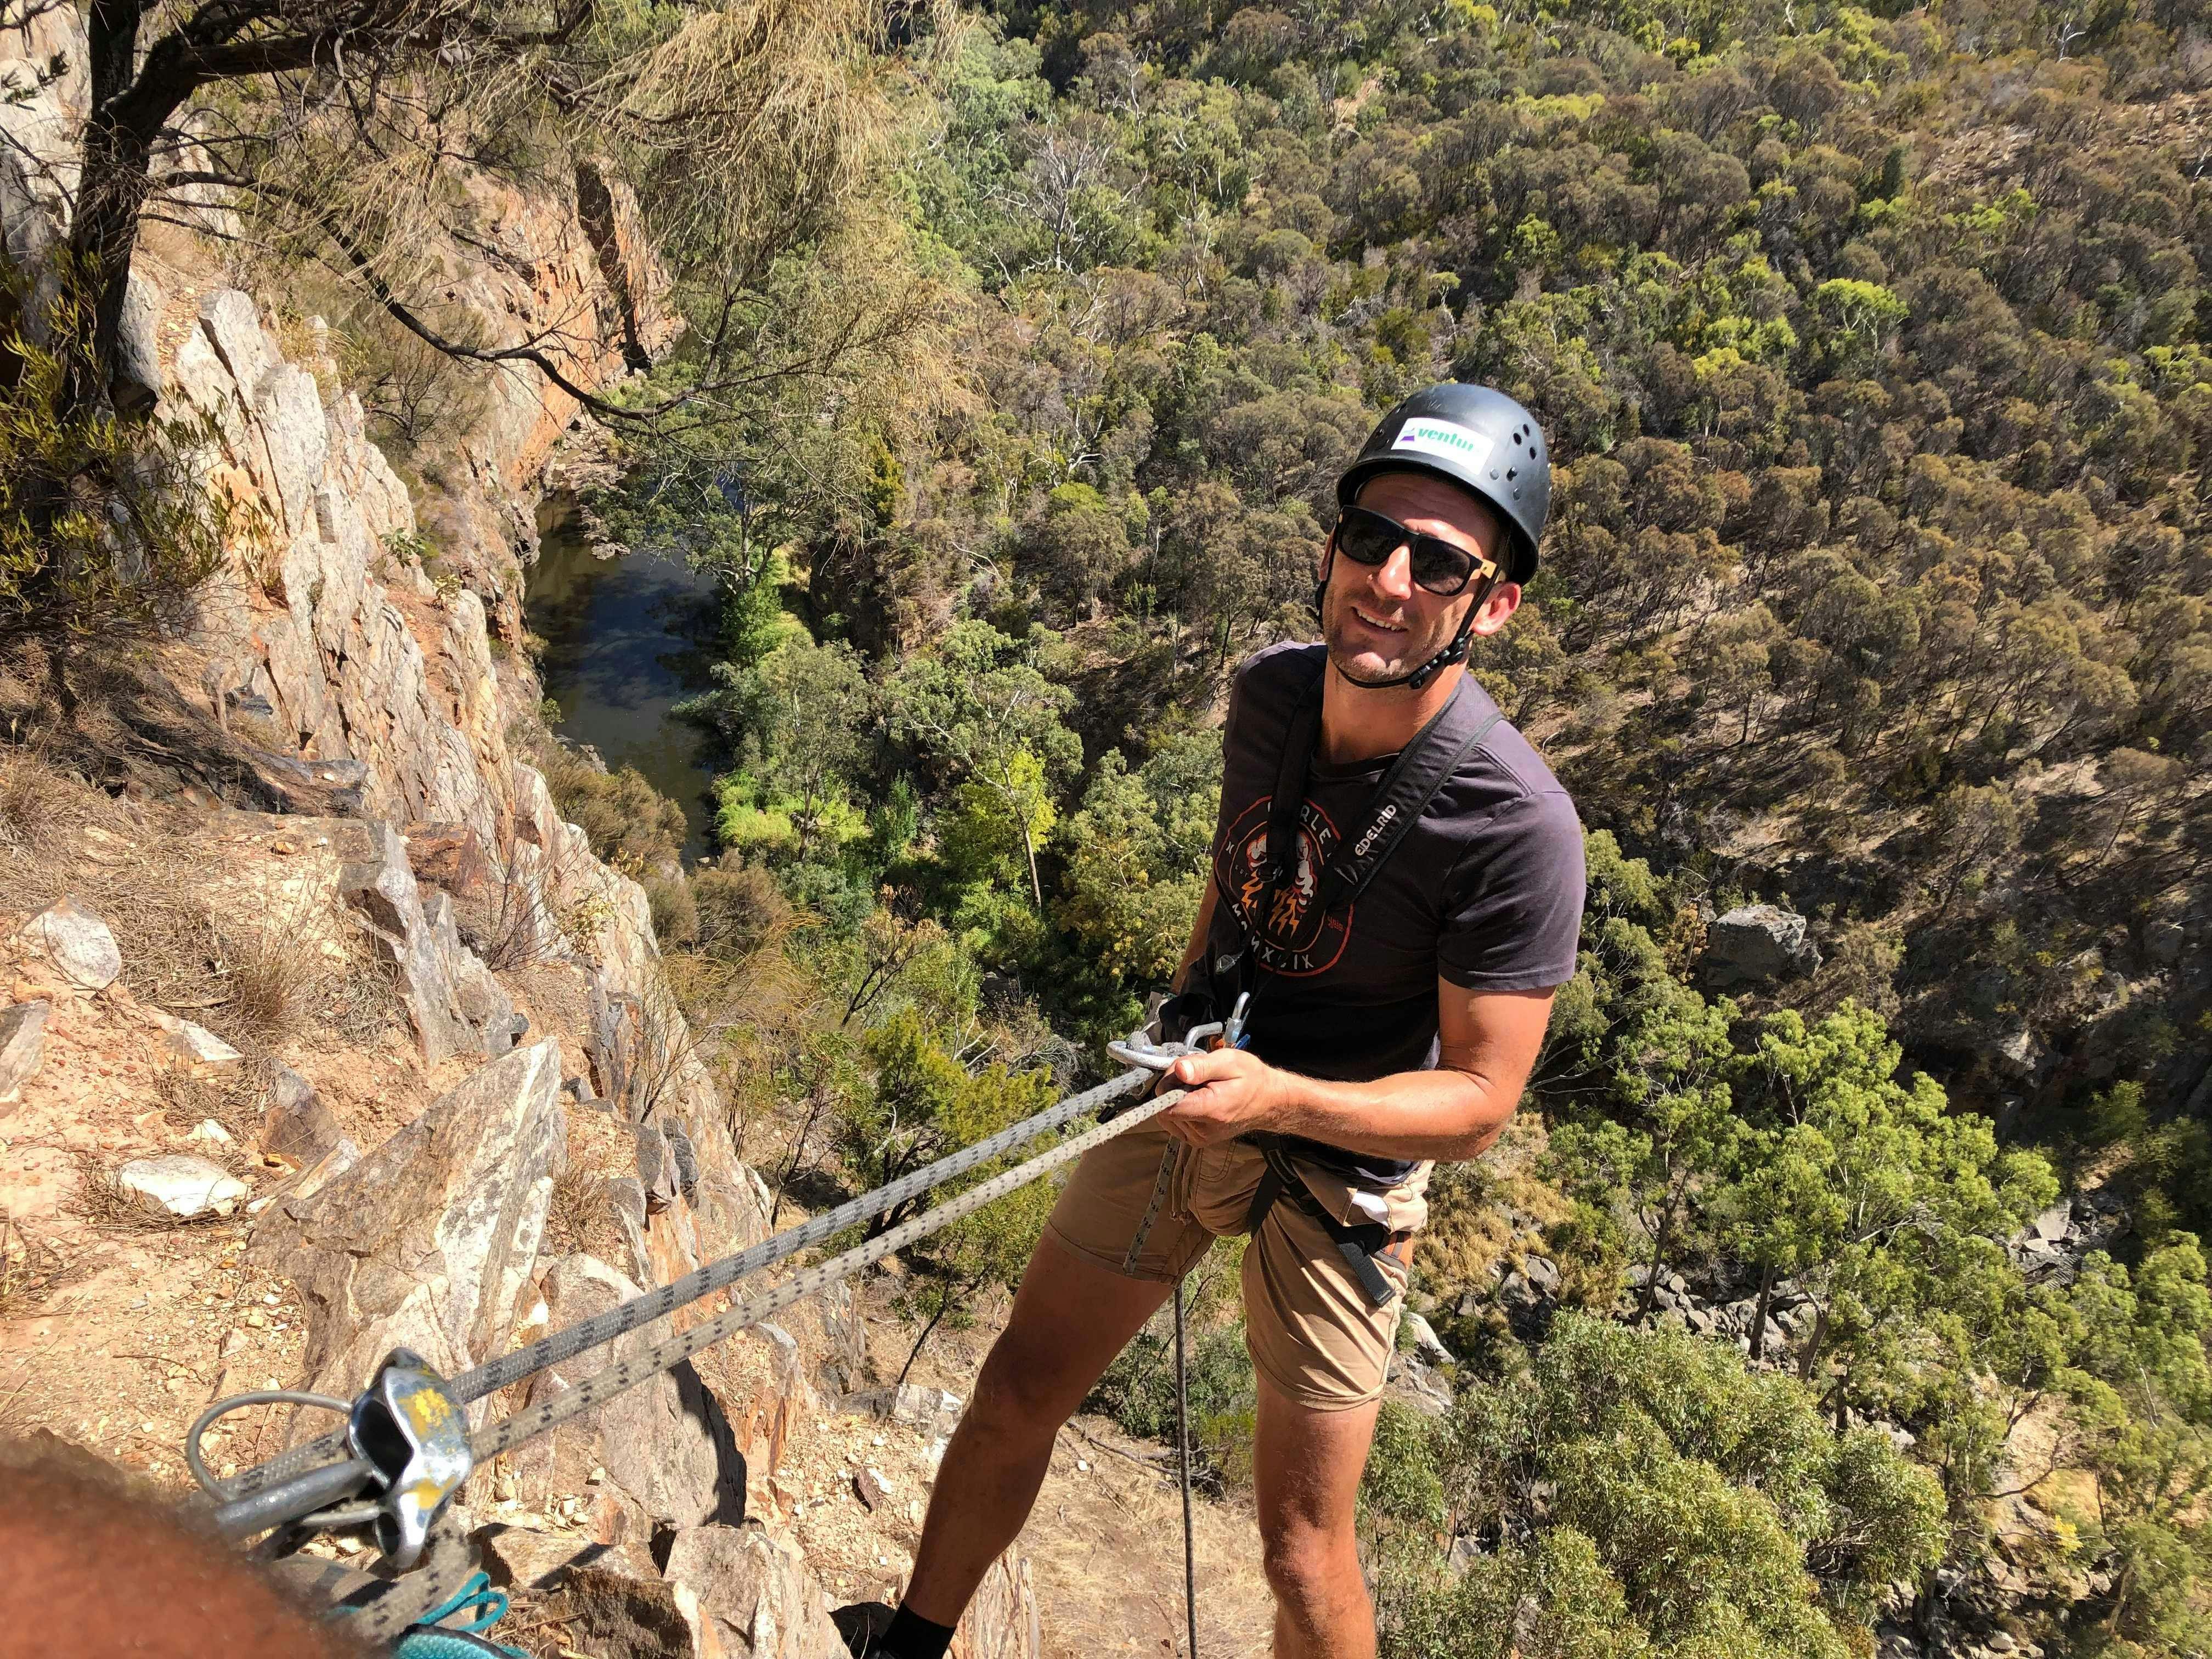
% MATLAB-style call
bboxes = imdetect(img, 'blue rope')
[390,1572,523,1658]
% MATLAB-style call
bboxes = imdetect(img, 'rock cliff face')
[0,16,1035,1652]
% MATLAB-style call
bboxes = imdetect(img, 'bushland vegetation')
[602,1,2210,1650]
[11,0,2210,1650]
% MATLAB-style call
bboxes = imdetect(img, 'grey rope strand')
[472,1088,1187,1462]
[224,1064,1156,1498]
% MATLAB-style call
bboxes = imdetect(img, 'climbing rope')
[213,1063,1161,1503]
[199,1064,1183,1557]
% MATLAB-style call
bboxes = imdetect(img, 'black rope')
[1174,1278,1200,1659]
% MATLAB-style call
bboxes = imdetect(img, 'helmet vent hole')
[1506,466,1517,481]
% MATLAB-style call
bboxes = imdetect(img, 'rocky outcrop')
[249,1039,567,1401]
[664,1523,849,1659]
[524,1251,748,1533]
[1701,903,1821,989]
[337,819,522,1064]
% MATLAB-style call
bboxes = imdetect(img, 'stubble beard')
[1319,569,1461,689]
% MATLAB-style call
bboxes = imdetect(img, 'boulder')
[1402,1311,1455,1368]
[1388,1359,1453,1419]
[18,898,121,992]
[247,1038,566,1398]
[1991,1024,2050,1086]
[260,1063,342,1163]
[337,820,518,1064]
[531,1251,747,1531]
[662,1522,848,1659]
[118,1155,249,1218]
[1521,1255,1561,1295]
[0,998,49,1107]
[1701,904,1820,989]
[2030,1200,2073,1244]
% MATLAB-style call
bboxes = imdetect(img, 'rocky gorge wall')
[0,14,1037,1652]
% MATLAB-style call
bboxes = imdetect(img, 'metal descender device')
[196,1347,473,1568]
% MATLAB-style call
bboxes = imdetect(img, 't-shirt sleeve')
[1436,789,1586,992]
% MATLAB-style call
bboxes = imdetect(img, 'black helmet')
[1336,382,1550,584]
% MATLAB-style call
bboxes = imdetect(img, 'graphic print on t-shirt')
[1216,793,1353,976]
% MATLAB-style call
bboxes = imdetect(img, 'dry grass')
[0,1211,87,1317]
[152,1068,266,1177]
[0,727,399,1056]
[543,1162,617,1257]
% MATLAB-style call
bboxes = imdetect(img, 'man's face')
[1319,471,1520,686]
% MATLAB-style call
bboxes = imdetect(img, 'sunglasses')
[1331,505,1499,597]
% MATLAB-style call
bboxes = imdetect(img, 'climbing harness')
[1201,646,1503,1296]
[190,1062,1180,1575]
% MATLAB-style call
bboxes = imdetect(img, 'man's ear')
[1469,581,1522,638]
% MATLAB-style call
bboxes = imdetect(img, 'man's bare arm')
[1160,978,1554,1163]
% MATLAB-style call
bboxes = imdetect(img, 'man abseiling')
[843,382,1586,1659]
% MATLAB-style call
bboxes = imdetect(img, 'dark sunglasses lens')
[1335,509,1398,565]
[1410,541,1475,595]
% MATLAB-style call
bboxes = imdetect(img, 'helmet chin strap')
[1314,547,1496,693]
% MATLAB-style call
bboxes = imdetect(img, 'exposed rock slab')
[337,820,518,1064]
[247,1039,566,1399]
[531,1251,747,1531]
[663,1522,847,1659]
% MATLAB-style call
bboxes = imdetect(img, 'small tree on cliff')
[0,0,931,420]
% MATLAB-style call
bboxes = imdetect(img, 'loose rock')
[260,1063,341,1163]
[118,1155,249,1218]
[0,999,49,1107]
[19,899,121,992]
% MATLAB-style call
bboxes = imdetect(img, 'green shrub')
[1,269,228,645]
[645,872,698,946]
[540,748,687,870]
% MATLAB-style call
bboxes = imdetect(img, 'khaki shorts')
[1046,1123,1429,1412]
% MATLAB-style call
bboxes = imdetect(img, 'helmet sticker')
[1391,418,1496,469]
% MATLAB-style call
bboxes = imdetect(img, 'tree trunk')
[1748,1261,1777,1362]
[65,2,172,415]
[896,1279,967,1391]
[1797,1300,1829,1383]
[1638,1201,1675,1318]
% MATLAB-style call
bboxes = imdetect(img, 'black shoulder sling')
[1228,648,1505,1307]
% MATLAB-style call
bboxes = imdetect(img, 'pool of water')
[524,512,725,864]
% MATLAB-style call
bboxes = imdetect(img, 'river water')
[524,512,724,864]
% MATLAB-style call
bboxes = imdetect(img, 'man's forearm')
[1262,1063,1517,1164]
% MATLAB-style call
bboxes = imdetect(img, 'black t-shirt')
[1203,642,1586,1182]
